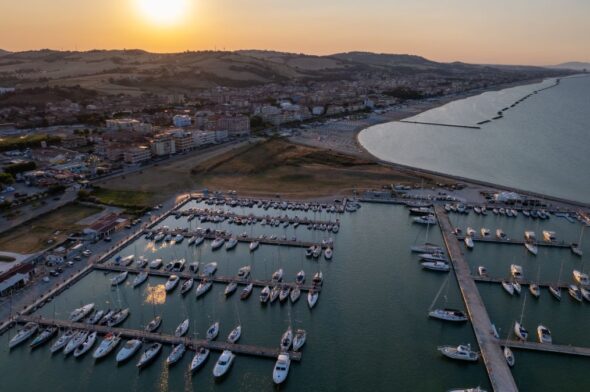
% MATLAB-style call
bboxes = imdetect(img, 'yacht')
[419,253,448,262]
[421,261,450,272]
[110,271,128,286]
[119,255,134,266]
[480,228,490,237]
[512,281,522,295]
[165,275,180,292]
[93,333,121,359]
[529,284,540,298]
[543,230,556,242]
[196,279,212,298]
[213,350,236,378]
[537,325,552,344]
[437,344,479,362]
[290,286,301,303]
[240,283,254,300]
[211,237,225,250]
[293,329,307,351]
[409,207,433,216]
[170,259,186,272]
[524,231,536,241]
[132,271,149,288]
[136,343,162,368]
[272,353,291,384]
[73,331,97,358]
[413,215,436,225]
[466,227,476,237]
[29,326,55,349]
[502,281,515,295]
[149,259,163,269]
[568,285,583,302]
[203,262,218,276]
[514,321,528,340]
[116,339,142,363]
[524,242,538,255]
[307,289,319,309]
[189,262,199,274]
[324,247,333,260]
[296,270,305,285]
[107,308,130,327]
[305,246,314,258]
[549,286,562,300]
[312,246,322,258]
[50,329,75,353]
[464,236,474,249]
[249,241,260,252]
[190,347,210,372]
[175,319,190,337]
[180,278,194,295]
[166,344,186,366]
[280,327,293,351]
[145,316,162,333]
[226,237,238,250]
[206,322,220,340]
[153,233,165,242]
[64,330,88,355]
[312,271,324,286]
[136,256,149,269]
[496,229,507,240]
[272,268,284,283]
[573,270,589,286]
[227,325,242,344]
[478,266,488,277]
[571,243,583,257]
[260,286,271,303]
[503,346,515,367]
[69,303,95,322]
[237,265,251,279]
[224,281,238,296]
[410,243,443,254]
[428,308,468,322]
[194,236,205,247]
[510,264,523,279]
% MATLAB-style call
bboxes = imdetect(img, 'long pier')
[434,206,518,392]
[472,275,576,290]
[177,207,339,226]
[398,120,481,130]
[456,236,571,249]
[93,264,321,292]
[15,315,302,361]
[503,339,590,358]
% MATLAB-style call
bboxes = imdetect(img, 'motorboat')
[227,325,242,344]
[478,266,488,277]
[324,247,333,260]
[428,308,468,322]
[237,265,251,279]
[421,261,450,272]
[504,346,515,367]
[410,243,443,254]
[514,321,528,340]
[437,344,479,362]
[571,243,583,257]
[211,237,225,250]
[107,308,130,327]
[203,262,218,276]
[249,241,260,252]
[466,227,476,237]
[69,303,95,322]
[413,215,436,225]
[290,286,301,303]
[166,344,186,366]
[501,281,514,295]
[132,271,148,287]
[116,339,142,363]
[272,268,284,283]
[206,322,220,340]
[180,278,194,295]
[240,283,254,300]
[174,319,190,337]
[224,281,238,296]
[64,330,88,355]
[480,228,490,237]
[512,281,522,295]
[149,259,163,269]
[189,262,199,274]
[529,284,540,298]
[73,331,97,358]
[573,270,589,286]
[312,271,323,286]
[293,329,307,351]
[296,270,305,285]
[524,231,536,241]
[260,286,271,303]
[496,229,508,240]
[226,237,238,250]
[272,353,291,384]
[419,253,448,262]
[524,242,538,255]
[568,285,583,302]
[145,316,162,333]
[110,271,128,286]
[165,275,180,292]
[29,326,56,349]
[307,290,319,309]
[170,258,186,272]
[93,333,121,359]
[464,236,474,249]
[213,350,235,378]
[190,347,210,372]
[196,279,212,298]
[510,264,523,279]
[549,286,562,300]
[136,343,162,368]
[537,325,552,344]
[280,327,293,351]
[50,329,75,353]
[542,230,556,242]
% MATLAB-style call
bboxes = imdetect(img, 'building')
[124,146,152,164]
[60,134,88,149]
[168,130,193,152]
[173,115,192,128]
[213,114,250,137]
[106,119,152,133]
[150,135,176,156]
[192,130,217,147]
[0,251,39,296]
[83,213,128,240]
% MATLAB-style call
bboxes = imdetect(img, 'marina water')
[359,75,590,204]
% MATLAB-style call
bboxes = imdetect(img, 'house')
[0,251,40,296]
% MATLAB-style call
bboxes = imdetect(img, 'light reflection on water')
[145,284,167,305]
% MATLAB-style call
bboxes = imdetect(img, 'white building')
[173,115,192,128]
[192,131,217,147]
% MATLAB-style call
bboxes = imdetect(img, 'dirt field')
[0,203,102,254]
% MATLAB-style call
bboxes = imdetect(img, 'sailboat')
[549,259,564,300]
[514,293,529,341]
[571,226,584,256]
[529,264,541,298]
[410,218,442,254]
[427,275,469,322]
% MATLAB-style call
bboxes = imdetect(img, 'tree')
[0,172,15,185]
[4,161,37,176]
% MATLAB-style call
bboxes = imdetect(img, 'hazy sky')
[1,0,588,65]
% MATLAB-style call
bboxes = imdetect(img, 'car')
[73,256,82,261]
[50,270,59,277]
[42,277,50,283]
[56,267,64,273]
[66,261,75,267]
[104,236,112,242]
[82,249,92,256]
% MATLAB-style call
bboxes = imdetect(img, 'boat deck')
[434,206,518,392]
[14,315,302,361]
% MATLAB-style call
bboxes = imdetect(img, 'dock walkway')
[15,315,301,361]
[178,207,338,226]
[504,339,590,357]
[472,275,573,290]
[456,236,571,249]
[434,206,518,392]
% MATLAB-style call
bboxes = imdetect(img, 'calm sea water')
[0,201,589,391]
[359,75,590,203]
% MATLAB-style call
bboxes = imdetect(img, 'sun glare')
[136,0,189,26]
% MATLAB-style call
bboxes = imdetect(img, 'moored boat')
[227,325,242,344]
[69,303,95,322]
[537,325,552,344]
[514,321,528,340]
[280,327,293,351]
[132,271,149,287]
[73,331,97,358]
[213,350,235,378]
[145,316,162,333]
[29,326,56,349]
[428,308,468,322]
[136,343,162,368]
[166,344,186,366]
[437,344,479,362]
[50,329,75,353]
[174,319,190,337]
[240,283,254,300]
[293,329,307,351]
[165,275,180,292]
[503,346,515,367]
[272,353,291,385]
[290,286,301,303]
[308,289,319,309]
[190,347,210,372]
[93,333,121,359]
[116,339,142,363]
[180,278,194,295]
[206,322,220,340]
[110,271,128,286]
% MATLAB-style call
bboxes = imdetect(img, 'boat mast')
[428,274,450,311]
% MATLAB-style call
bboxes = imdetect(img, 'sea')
[358,74,590,204]
[1,200,589,391]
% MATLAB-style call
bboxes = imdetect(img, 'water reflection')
[145,284,167,305]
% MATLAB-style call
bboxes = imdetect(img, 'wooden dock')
[434,206,518,392]
[93,264,321,292]
[456,235,571,249]
[472,275,575,290]
[15,315,302,361]
[178,207,338,226]
[504,339,590,357]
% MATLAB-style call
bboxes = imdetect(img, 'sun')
[136,0,190,26]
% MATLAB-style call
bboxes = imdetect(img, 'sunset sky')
[1,0,588,65]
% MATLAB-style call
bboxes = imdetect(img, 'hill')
[551,62,590,71]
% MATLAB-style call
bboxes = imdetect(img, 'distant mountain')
[551,62,590,71]
[0,49,10,56]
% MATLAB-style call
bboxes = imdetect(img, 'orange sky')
[1,0,589,65]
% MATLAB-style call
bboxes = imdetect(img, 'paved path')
[435,206,518,392]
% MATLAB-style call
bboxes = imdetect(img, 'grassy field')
[0,203,102,254]
[91,187,154,209]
